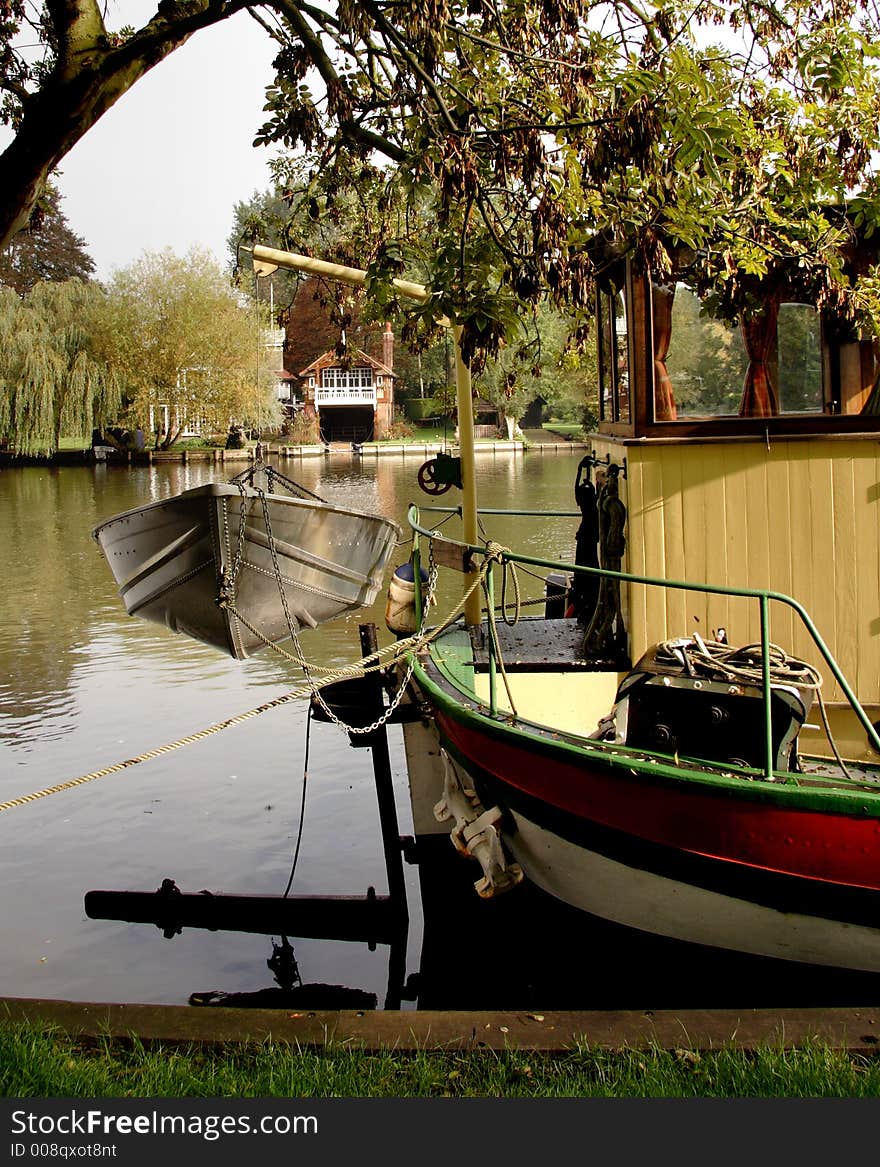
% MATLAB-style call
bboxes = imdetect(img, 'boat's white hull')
[505,808,880,974]
[403,657,880,976]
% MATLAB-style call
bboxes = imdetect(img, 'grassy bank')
[3,1022,880,1097]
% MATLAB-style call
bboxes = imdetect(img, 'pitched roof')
[298,348,396,379]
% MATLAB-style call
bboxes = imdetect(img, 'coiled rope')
[653,634,858,781]
[0,541,511,814]
[653,639,821,690]
[654,635,823,693]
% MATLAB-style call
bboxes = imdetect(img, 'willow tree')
[95,247,280,446]
[0,280,121,455]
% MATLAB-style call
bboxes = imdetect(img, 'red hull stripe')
[440,733,880,930]
[435,710,880,893]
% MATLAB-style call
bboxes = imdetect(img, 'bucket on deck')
[385,562,430,636]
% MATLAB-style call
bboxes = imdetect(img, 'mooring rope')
[0,683,317,813]
[0,542,511,814]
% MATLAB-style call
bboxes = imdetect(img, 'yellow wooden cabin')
[589,260,880,761]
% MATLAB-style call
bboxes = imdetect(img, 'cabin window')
[660,284,748,418]
[597,290,631,424]
[776,302,823,413]
[654,284,825,421]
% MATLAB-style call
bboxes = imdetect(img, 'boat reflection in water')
[85,852,880,1013]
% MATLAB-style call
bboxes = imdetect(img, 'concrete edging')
[4,998,880,1053]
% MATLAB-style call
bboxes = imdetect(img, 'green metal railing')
[408,503,880,778]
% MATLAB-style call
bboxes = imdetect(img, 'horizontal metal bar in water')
[84,889,404,947]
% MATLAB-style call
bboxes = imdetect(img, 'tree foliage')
[474,305,597,433]
[0,184,95,294]
[236,0,880,363]
[94,247,281,446]
[3,0,880,363]
[229,166,405,349]
[0,279,121,455]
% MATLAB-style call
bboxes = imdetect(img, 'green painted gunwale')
[410,626,880,821]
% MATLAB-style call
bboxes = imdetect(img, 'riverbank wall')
[5,997,880,1052]
[1,437,592,468]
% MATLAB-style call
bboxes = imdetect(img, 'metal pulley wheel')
[417,459,453,496]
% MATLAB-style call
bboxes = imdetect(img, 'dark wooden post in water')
[356,623,409,922]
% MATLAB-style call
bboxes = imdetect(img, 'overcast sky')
[46,8,281,281]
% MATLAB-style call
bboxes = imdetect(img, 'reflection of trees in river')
[1,464,228,749]
[1,456,582,751]
[1,468,108,746]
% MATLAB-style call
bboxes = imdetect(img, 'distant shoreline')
[0,438,589,467]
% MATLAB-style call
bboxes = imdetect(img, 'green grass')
[3,1023,880,1097]
[541,422,585,437]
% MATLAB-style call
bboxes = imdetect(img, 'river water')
[2,450,878,1011]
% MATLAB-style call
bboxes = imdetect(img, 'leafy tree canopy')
[257,0,880,362]
[232,178,598,424]
[0,183,95,294]
[3,1,880,362]
[229,162,404,351]
[94,246,281,446]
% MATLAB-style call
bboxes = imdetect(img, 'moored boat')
[401,510,880,972]
[93,468,400,660]
[245,243,880,975]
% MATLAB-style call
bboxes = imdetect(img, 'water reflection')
[189,937,381,1012]
[5,450,876,1011]
[84,848,880,1013]
[0,451,580,1009]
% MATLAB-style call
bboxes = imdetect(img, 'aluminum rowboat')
[93,483,401,659]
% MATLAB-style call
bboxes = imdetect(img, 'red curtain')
[739,297,780,417]
[652,285,677,421]
[860,340,880,415]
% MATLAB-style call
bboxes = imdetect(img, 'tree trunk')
[0,62,165,251]
[503,413,522,440]
[0,2,252,252]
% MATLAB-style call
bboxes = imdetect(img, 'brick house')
[298,322,396,441]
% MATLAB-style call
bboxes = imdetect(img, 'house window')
[321,366,373,389]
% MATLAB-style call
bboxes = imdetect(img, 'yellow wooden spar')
[250,244,482,625]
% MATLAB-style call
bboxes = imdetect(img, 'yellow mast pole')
[452,326,481,625]
[250,245,482,627]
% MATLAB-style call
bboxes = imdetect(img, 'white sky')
[30,6,282,280]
